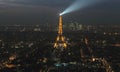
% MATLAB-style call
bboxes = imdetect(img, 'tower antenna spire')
[58,16,63,35]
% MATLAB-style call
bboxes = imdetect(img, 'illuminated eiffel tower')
[54,15,67,50]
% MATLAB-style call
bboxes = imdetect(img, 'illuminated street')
[0,24,119,72]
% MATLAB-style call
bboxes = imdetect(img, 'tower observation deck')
[54,16,67,49]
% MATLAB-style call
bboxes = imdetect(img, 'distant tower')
[54,16,67,49]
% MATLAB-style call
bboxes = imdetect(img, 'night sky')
[0,0,120,25]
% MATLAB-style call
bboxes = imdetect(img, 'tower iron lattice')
[54,16,67,49]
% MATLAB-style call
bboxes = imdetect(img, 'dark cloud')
[0,0,73,7]
[0,0,120,25]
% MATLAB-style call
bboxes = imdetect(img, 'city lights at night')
[0,0,120,72]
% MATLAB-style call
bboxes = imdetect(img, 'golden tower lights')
[54,15,67,49]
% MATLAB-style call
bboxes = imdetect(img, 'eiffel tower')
[54,15,67,50]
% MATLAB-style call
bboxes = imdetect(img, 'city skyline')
[0,0,120,25]
[0,0,120,72]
